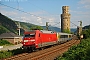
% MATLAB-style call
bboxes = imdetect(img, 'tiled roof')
[0,32,21,38]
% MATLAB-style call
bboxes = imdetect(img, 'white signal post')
[18,22,21,36]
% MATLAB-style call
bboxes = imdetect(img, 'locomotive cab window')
[24,33,35,37]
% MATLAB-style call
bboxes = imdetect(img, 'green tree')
[82,29,90,39]
[30,26,43,30]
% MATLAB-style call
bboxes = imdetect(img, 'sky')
[0,0,90,28]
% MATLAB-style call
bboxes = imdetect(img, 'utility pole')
[18,22,21,36]
[77,21,82,38]
[46,22,49,30]
[79,21,82,27]
[79,21,82,34]
[17,0,21,36]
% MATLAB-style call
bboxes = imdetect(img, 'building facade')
[61,6,71,32]
[0,32,22,44]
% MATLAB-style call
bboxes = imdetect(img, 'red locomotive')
[22,30,72,51]
[22,30,58,51]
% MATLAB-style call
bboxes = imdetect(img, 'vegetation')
[0,13,18,34]
[0,39,13,46]
[0,48,24,59]
[0,39,24,59]
[0,13,44,35]
[58,38,90,60]
[0,13,77,35]
[83,25,90,29]
[82,29,90,39]
[0,50,13,59]
[30,25,43,30]
[15,21,36,30]
[0,25,10,34]
[63,29,71,33]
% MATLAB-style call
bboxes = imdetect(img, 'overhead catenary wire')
[70,21,78,27]
[49,22,60,27]
[28,2,83,28]
[0,3,48,20]
[0,3,78,28]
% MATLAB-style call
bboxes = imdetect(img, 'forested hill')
[0,13,77,35]
[0,13,36,35]
[83,25,90,29]
[0,13,18,34]
[15,21,36,31]
[0,13,60,34]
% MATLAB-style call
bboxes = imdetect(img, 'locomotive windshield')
[24,33,35,37]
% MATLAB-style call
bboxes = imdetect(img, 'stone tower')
[61,6,71,32]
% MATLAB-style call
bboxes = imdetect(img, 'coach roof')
[58,32,72,35]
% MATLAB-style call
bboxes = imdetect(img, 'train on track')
[22,30,73,51]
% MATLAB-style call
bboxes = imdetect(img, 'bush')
[58,38,90,60]
[0,48,24,59]
[82,29,90,39]
[30,26,43,30]
[0,50,13,59]
[0,39,12,46]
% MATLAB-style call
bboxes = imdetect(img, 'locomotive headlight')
[30,40,35,42]
[24,40,28,42]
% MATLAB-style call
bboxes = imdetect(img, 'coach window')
[60,35,64,38]
[64,35,68,38]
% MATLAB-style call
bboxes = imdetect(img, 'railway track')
[4,39,80,60]
[29,40,80,60]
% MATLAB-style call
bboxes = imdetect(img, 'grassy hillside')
[0,25,10,34]
[15,21,36,31]
[0,13,37,35]
[0,13,77,35]
[0,13,41,35]
[0,13,18,34]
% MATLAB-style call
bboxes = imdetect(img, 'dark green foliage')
[30,25,43,30]
[0,13,43,35]
[82,24,90,39]
[58,38,90,60]
[86,47,90,59]
[15,21,35,30]
[0,25,10,34]
[83,25,90,29]
[0,48,25,59]
[82,29,90,39]
[0,50,13,59]
[0,39,12,46]
[0,13,18,34]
